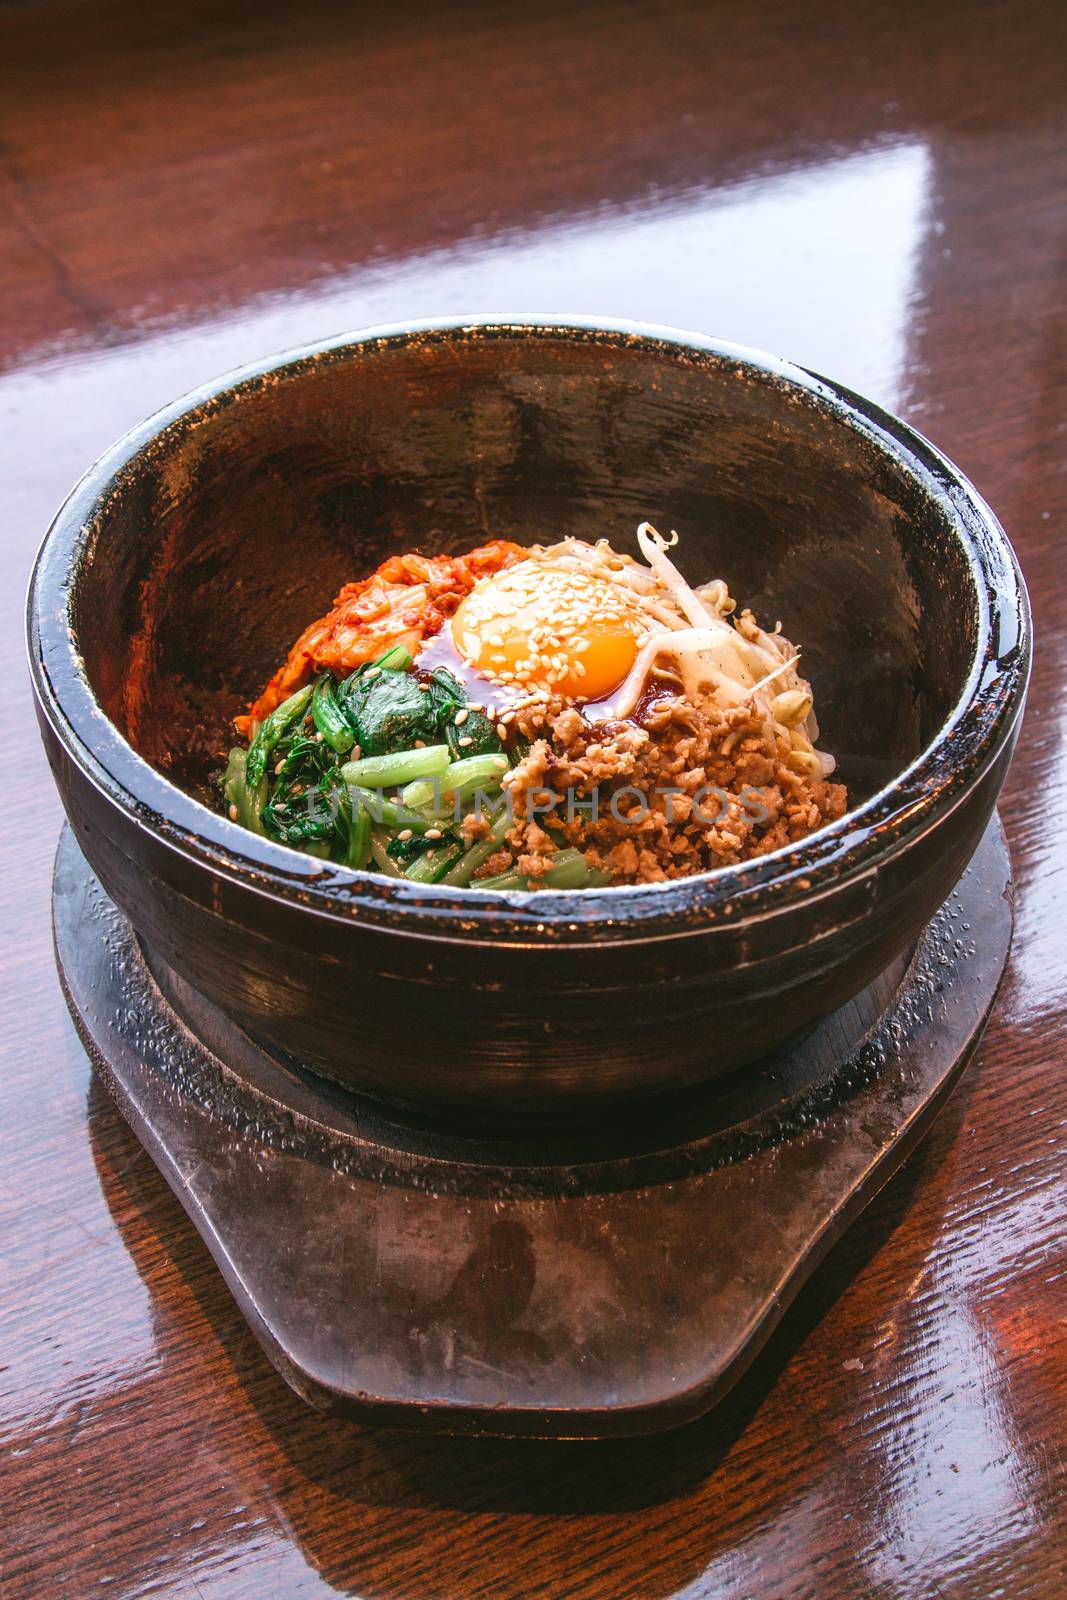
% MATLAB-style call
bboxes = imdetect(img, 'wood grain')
[2,0,1066,1595]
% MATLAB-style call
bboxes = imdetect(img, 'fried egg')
[451,560,648,701]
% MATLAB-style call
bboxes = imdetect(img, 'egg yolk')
[451,561,645,701]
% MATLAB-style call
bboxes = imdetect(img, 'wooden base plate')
[52,819,1013,1438]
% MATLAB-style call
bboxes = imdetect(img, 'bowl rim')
[27,314,1032,947]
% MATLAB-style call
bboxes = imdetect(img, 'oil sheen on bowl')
[28,318,1031,1116]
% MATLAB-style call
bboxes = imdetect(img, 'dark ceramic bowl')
[29,317,1030,1117]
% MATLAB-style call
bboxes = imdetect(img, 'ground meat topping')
[491,692,846,887]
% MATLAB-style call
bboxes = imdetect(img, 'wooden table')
[3,1,1065,1594]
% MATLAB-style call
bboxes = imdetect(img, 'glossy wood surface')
[2,0,1065,1594]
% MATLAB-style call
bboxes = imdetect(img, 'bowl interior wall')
[70,335,978,803]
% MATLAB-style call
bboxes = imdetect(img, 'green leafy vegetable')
[428,672,504,759]
[402,839,465,883]
[439,810,512,886]
[311,672,355,754]
[341,744,451,788]
[445,707,502,760]
[475,867,528,891]
[223,747,267,835]
[475,849,612,892]
[372,644,414,671]
[401,752,508,811]
[225,634,611,890]
[368,827,404,877]
[344,783,439,834]
[337,664,438,756]
[246,684,314,789]
[345,801,371,869]
[274,733,335,786]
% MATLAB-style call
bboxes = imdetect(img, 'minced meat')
[491,694,846,887]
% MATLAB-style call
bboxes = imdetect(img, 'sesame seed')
[397,828,413,841]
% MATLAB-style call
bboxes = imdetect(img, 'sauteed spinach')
[223,651,606,887]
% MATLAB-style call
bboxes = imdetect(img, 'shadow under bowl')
[28,317,1030,1116]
